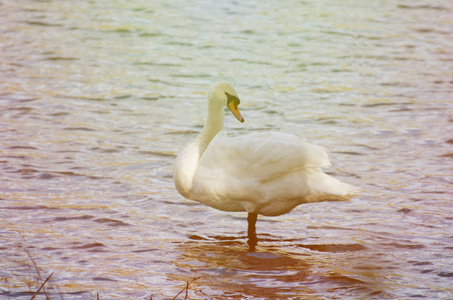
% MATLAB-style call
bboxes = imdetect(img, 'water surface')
[1,0,452,299]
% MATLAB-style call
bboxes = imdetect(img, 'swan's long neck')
[198,102,225,152]
[173,100,224,197]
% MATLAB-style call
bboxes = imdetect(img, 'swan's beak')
[226,92,244,123]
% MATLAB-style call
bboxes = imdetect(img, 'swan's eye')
[225,92,240,108]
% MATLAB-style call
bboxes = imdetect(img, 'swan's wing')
[198,131,330,182]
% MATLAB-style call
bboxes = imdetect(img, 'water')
[1,0,452,299]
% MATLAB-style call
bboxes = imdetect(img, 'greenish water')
[1,0,452,299]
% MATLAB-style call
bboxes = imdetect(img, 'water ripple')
[1,0,452,298]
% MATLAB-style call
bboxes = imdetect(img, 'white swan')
[173,82,357,249]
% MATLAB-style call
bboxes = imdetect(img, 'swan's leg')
[247,213,258,251]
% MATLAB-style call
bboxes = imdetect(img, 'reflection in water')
[173,234,393,299]
[1,0,453,298]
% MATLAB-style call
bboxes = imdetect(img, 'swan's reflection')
[171,234,390,299]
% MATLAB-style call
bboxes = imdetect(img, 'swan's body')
[173,82,356,248]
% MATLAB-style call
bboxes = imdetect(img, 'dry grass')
[14,234,201,300]
[170,272,201,300]
[30,272,53,300]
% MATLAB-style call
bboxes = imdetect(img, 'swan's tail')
[306,172,359,202]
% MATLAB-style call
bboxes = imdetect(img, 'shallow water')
[1,0,452,299]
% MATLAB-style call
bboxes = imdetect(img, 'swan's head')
[209,81,244,123]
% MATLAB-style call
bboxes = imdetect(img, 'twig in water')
[171,273,201,300]
[30,272,53,300]
[171,284,186,300]
[20,233,53,300]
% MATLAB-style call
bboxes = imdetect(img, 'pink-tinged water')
[1,0,452,298]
